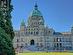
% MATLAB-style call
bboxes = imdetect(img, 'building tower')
[27,2,45,35]
[71,26,73,50]
[71,26,73,34]
[20,19,26,35]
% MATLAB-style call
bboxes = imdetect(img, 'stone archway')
[30,39,35,45]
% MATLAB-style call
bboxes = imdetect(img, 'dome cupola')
[21,19,25,26]
[30,2,42,16]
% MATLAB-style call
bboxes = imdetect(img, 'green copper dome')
[30,3,42,16]
[21,19,25,26]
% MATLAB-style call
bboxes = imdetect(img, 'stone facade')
[13,3,73,52]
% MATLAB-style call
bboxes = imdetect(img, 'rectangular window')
[60,43,62,47]
[21,44,24,48]
[17,39,19,42]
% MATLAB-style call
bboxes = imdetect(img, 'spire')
[29,1,42,16]
[34,1,38,10]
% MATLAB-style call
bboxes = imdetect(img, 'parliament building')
[13,3,73,52]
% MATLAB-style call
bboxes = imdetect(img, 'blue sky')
[11,0,73,32]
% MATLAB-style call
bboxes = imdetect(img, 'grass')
[16,52,73,55]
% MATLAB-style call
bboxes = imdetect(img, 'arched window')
[30,39,35,45]
[36,32,38,35]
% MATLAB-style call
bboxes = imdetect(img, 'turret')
[71,26,73,50]
[71,26,73,35]
[20,19,26,35]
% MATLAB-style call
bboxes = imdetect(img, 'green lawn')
[16,52,73,55]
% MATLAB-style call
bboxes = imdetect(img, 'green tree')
[0,0,15,55]
[0,27,15,55]
[4,5,14,40]
[0,3,14,40]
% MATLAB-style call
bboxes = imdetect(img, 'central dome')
[32,9,42,16]
[30,3,42,16]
